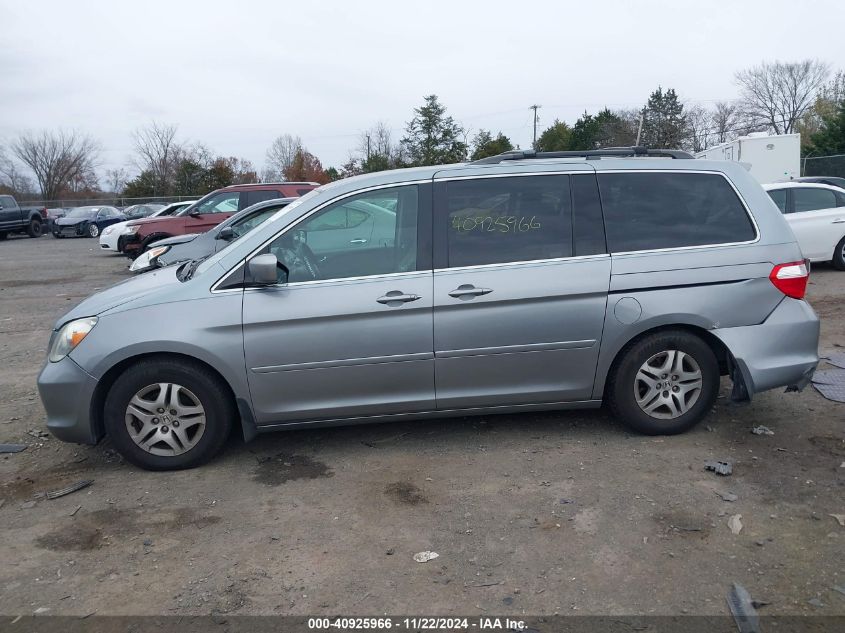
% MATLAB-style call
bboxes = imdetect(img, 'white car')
[763,182,845,269]
[98,201,197,252]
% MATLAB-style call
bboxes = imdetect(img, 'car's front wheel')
[607,330,719,435]
[104,358,235,470]
[832,236,845,271]
[87,223,100,238]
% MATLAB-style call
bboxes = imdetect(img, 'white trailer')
[695,133,801,183]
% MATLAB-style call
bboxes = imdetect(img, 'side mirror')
[188,209,202,217]
[248,253,283,285]
[217,226,235,241]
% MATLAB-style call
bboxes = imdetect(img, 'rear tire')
[103,358,235,470]
[27,217,43,238]
[607,330,719,435]
[833,236,845,271]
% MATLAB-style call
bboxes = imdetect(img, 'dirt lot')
[0,233,843,618]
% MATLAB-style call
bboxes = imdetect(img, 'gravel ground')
[0,233,843,617]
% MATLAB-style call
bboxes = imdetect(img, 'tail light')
[769,260,809,299]
[40,207,48,219]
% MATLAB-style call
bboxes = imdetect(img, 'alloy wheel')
[88,224,99,237]
[124,383,206,456]
[633,350,703,419]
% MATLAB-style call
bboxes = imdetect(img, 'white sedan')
[763,182,845,270]
[98,200,197,252]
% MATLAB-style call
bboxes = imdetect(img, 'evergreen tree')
[809,100,845,155]
[535,120,573,151]
[470,130,514,160]
[401,95,467,166]
[639,87,687,149]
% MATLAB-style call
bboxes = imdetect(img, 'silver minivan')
[37,148,820,470]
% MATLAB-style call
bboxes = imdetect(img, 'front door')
[786,186,845,261]
[242,184,435,424]
[432,171,610,409]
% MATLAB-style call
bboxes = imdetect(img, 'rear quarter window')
[598,172,756,252]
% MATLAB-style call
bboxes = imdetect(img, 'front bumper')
[53,223,84,237]
[712,298,819,397]
[122,235,142,256]
[36,355,101,445]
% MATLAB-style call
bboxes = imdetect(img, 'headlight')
[126,225,140,234]
[129,245,169,272]
[49,317,98,363]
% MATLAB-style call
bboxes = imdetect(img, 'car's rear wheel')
[104,358,235,470]
[87,223,100,238]
[832,236,845,271]
[0,231,7,240]
[607,330,719,435]
[27,217,43,238]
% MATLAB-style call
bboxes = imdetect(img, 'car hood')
[127,215,180,227]
[56,217,89,226]
[150,233,200,247]
[55,266,182,328]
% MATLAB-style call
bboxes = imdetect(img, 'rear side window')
[442,175,572,267]
[767,189,787,213]
[196,192,240,214]
[793,188,837,213]
[244,190,282,207]
[598,172,755,252]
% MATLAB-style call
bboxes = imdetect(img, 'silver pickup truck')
[0,194,48,239]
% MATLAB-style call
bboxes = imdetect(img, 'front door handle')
[448,284,493,298]
[349,238,369,243]
[832,218,845,224]
[377,290,421,305]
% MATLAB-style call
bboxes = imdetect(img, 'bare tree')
[104,167,128,195]
[132,122,182,195]
[684,104,712,153]
[711,102,741,144]
[11,130,100,201]
[735,59,830,135]
[264,134,302,181]
[0,145,34,195]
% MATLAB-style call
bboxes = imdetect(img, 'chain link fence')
[15,195,199,210]
[802,154,845,178]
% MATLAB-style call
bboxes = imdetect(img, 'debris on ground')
[811,369,845,403]
[751,426,774,436]
[728,514,743,535]
[46,480,92,500]
[715,491,738,502]
[808,598,824,608]
[705,460,733,476]
[69,505,81,517]
[822,352,845,369]
[830,514,845,527]
[726,583,760,633]
[0,443,27,453]
[832,585,845,597]
[412,551,439,563]
[143,539,153,547]
[26,429,49,439]
[385,548,394,556]
[20,500,37,509]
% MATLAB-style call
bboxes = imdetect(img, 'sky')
[2,0,844,181]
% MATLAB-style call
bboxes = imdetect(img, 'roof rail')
[470,146,694,165]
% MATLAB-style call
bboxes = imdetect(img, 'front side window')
[793,188,837,213]
[599,172,756,252]
[195,192,240,214]
[264,185,418,283]
[767,189,788,213]
[231,207,280,239]
[442,175,573,268]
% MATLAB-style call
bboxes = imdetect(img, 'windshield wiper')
[178,255,209,281]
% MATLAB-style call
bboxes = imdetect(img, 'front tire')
[103,359,235,470]
[833,236,845,271]
[607,330,719,435]
[27,217,43,238]
[87,223,100,238]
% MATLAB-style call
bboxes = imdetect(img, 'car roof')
[762,182,844,192]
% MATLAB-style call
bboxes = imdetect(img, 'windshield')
[66,207,98,218]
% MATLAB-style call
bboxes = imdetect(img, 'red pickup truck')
[121,182,319,257]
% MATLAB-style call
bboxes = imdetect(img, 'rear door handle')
[448,284,493,298]
[377,291,421,305]
[349,238,369,243]
[832,218,845,224]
